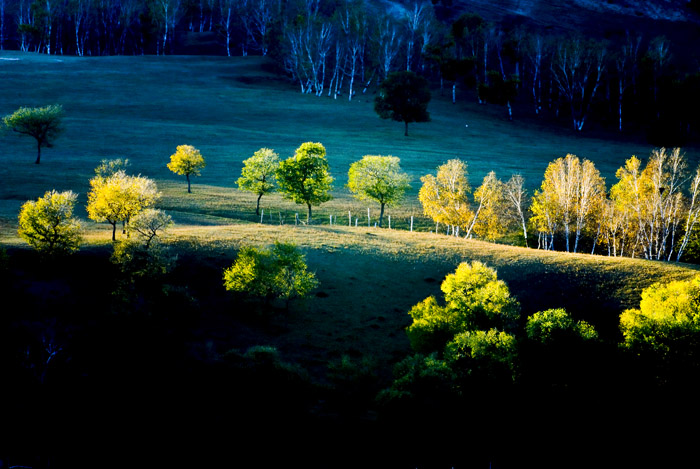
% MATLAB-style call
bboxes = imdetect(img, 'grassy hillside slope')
[1,50,699,365]
[3,50,700,469]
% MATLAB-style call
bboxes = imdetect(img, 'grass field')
[2,50,700,379]
[4,50,698,223]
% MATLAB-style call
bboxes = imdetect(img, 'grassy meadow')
[2,50,700,378]
[7,50,700,469]
[0,52,699,361]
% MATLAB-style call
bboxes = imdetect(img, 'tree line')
[9,103,700,263]
[2,0,700,142]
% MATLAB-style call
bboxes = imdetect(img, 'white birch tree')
[551,37,608,131]
[376,15,401,79]
[615,33,642,132]
[504,174,528,247]
[677,166,700,262]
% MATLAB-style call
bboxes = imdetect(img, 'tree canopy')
[87,170,160,241]
[347,155,410,227]
[374,70,431,136]
[406,261,520,354]
[418,159,474,235]
[223,242,318,309]
[3,104,64,164]
[276,142,334,224]
[237,147,280,215]
[18,190,82,256]
[167,144,206,193]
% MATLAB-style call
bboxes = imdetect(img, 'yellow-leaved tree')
[530,154,605,253]
[87,170,160,241]
[472,171,508,241]
[167,144,206,193]
[610,148,687,261]
[18,190,82,256]
[418,159,475,236]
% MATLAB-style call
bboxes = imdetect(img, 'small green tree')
[237,147,280,216]
[276,142,334,224]
[167,144,206,193]
[223,242,318,309]
[3,104,64,164]
[374,71,431,136]
[18,190,82,256]
[347,155,411,227]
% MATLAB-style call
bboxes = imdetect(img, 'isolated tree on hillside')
[347,155,410,227]
[374,70,431,136]
[18,190,82,256]
[95,158,131,178]
[237,147,279,216]
[3,104,63,164]
[87,170,160,241]
[276,142,334,224]
[167,144,206,193]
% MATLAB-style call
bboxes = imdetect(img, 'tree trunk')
[35,140,41,164]
[404,121,409,136]
[186,174,191,193]
[256,193,263,216]
[307,203,312,224]
[379,202,385,227]
[111,222,117,241]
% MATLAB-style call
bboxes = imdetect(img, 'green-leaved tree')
[237,147,280,216]
[406,261,520,354]
[3,104,64,164]
[223,242,318,309]
[347,155,410,227]
[374,71,431,136]
[276,142,334,224]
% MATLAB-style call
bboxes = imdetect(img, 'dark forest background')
[2,0,700,145]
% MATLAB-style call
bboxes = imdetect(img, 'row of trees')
[237,140,700,263]
[7,103,698,263]
[17,155,175,255]
[2,1,699,140]
[237,141,412,227]
[412,147,700,263]
[10,104,700,264]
